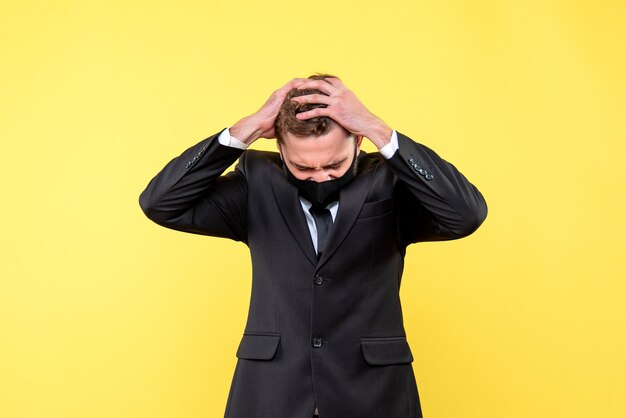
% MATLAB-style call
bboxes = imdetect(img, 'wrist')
[366,120,394,150]
[230,116,264,145]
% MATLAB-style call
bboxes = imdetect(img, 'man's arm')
[386,131,487,244]
[138,78,308,241]
[138,129,249,242]
[292,77,488,245]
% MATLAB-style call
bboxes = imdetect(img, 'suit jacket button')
[425,173,434,180]
[313,275,324,285]
[312,338,323,348]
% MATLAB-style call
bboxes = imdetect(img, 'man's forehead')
[284,141,355,168]
[282,135,354,160]
[289,154,349,168]
[281,127,354,149]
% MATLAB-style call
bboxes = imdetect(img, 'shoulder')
[235,149,281,175]
[356,150,388,176]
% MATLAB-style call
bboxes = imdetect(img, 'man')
[139,74,488,418]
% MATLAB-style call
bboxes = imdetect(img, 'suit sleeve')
[138,128,249,243]
[386,131,488,246]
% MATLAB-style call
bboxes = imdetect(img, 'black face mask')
[281,145,359,210]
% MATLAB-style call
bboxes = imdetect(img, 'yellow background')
[1,1,625,417]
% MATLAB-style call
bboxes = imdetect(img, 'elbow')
[440,194,488,239]
[138,189,185,229]
[138,189,163,223]
[454,199,488,238]
[138,190,152,217]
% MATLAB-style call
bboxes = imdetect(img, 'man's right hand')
[229,78,306,145]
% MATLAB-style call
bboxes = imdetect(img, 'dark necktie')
[309,206,333,258]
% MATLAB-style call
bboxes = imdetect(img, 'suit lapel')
[269,162,318,267]
[316,151,376,270]
[269,150,376,270]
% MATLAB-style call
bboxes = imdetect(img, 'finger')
[291,93,333,105]
[278,78,306,93]
[289,77,307,88]
[323,77,343,87]
[295,79,335,96]
[267,79,306,106]
[272,78,305,97]
[295,106,331,120]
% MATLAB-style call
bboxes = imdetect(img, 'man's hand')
[290,77,393,149]
[230,78,307,145]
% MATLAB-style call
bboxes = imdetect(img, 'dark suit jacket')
[139,128,487,418]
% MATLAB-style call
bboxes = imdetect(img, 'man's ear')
[276,141,282,159]
[356,135,364,149]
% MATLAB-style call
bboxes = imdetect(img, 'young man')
[139,74,488,418]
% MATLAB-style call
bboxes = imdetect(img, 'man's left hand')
[290,77,393,149]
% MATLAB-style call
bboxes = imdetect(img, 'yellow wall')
[1,1,625,417]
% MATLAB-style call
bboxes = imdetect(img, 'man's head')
[275,74,363,183]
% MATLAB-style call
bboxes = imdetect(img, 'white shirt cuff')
[379,130,399,159]
[218,127,249,150]
[219,127,396,156]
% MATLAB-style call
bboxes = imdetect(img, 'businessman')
[139,74,488,418]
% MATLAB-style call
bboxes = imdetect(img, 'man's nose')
[310,170,332,182]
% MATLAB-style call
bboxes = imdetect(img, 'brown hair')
[274,73,348,144]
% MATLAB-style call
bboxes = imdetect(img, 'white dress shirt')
[217,127,399,416]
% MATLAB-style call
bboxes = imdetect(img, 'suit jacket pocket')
[357,199,393,219]
[360,336,414,365]
[236,333,281,360]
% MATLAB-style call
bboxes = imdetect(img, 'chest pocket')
[357,198,393,219]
